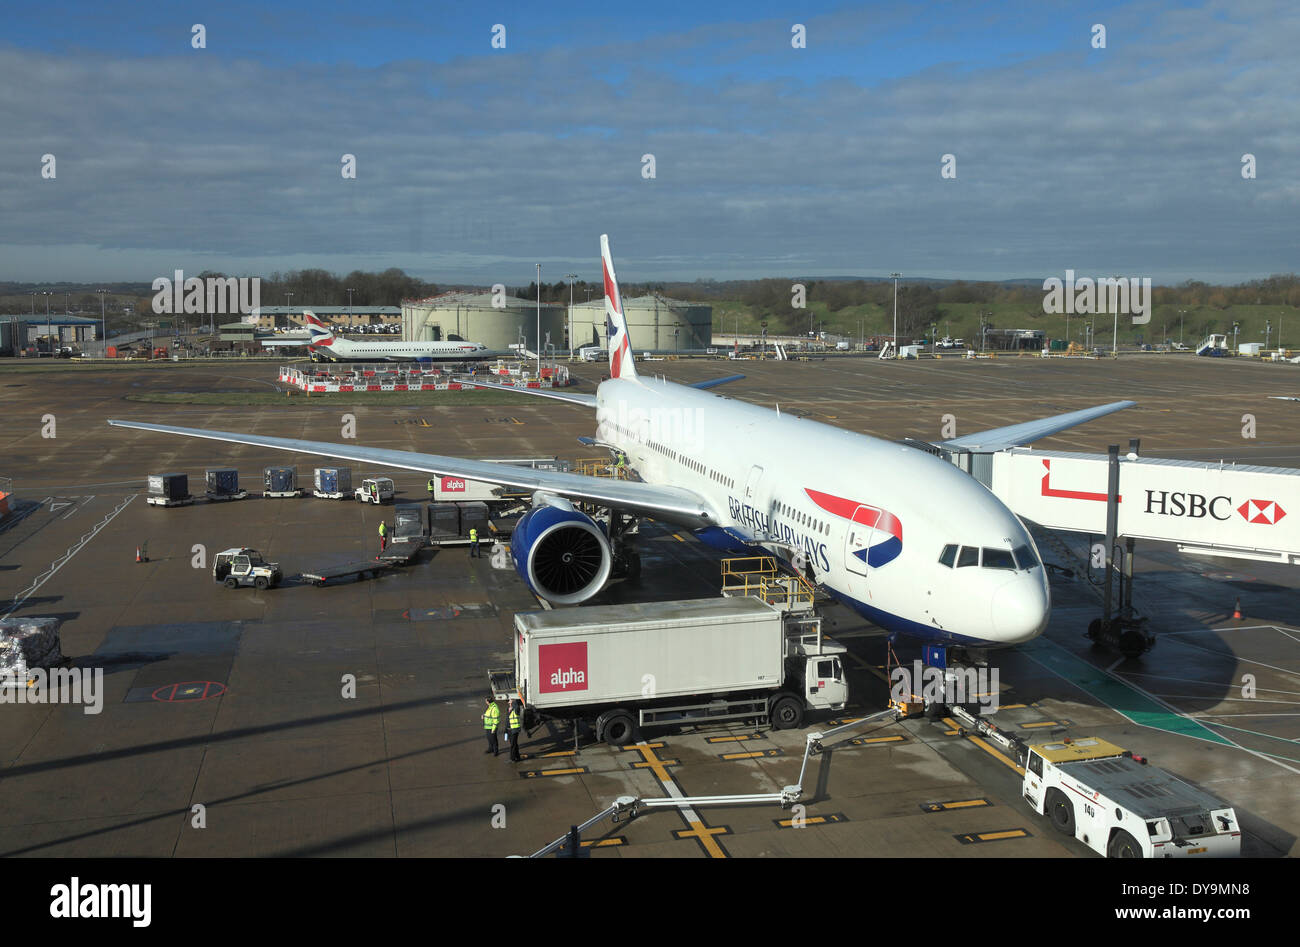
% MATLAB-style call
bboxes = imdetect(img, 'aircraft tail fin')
[601,235,638,381]
[303,311,335,349]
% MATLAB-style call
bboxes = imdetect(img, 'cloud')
[1,0,1296,283]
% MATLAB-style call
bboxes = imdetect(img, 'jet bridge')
[980,447,1299,565]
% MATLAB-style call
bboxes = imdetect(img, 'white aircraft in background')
[301,312,489,362]
[110,236,1132,656]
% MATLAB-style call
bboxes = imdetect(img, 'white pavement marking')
[1,494,137,619]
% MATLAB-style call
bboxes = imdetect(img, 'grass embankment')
[713,301,1299,349]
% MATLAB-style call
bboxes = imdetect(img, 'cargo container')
[458,501,490,540]
[488,598,847,745]
[263,466,301,498]
[428,502,461,542]
[145,473,193,507]
[205,467,247,500]
[313,466,353,498]
[429,457,560,506]
[392,504,426,544]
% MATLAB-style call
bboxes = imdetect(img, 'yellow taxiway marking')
[969,736,1026,775]
[672,533,686,542]
[705,733,764,744]
[626,743,678,783]
[775,813,847,828]
[921,798,991,812]
[674,821,731,858]
[849,735,906,746]
[956,828,1030,844]
[581,837,626,848]
[719,748,782,760]
[520,766,588,779]
[1021,720,1066,729]
[540,749,576,758]
[999,703,1027,710]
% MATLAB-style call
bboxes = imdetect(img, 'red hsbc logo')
[539,642,588,693]
[440,477,466,492]
[1237,499,1287,525]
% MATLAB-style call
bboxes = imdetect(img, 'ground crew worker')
[508,700,523,762]
[482,697,500,756]
[378,520,387,554]
[427,477,436,499]
[469,526,479,557]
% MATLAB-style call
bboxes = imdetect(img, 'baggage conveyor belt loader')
[488,597,848,746]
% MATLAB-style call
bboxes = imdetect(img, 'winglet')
[601,235,637,381]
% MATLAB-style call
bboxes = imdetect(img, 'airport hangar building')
[401,292,712,353]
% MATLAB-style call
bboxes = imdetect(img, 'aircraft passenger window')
[1012,545,1039,570]
[982,548,1015,570]
[939,544,957,568]
[957,546,979,568]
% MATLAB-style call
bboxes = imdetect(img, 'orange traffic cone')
[135,546,143,563]
[1232,597,1243,620]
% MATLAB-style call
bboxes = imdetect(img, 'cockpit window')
[1012,544,1039,570]
[982,548,1015,570]
[956,546,979,568]
[938,544,957,568]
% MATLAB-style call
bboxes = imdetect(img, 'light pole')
[97,289,107,351]
[890,272,901,358]
[1178,309,1186,344]
[44,292,52,354]
[535,263,541,376]
[565,272,578,355]
[1232,321,1239,354]
[1111,275,1120,355]
[1265,320,1272,350]
[346,288,354,327]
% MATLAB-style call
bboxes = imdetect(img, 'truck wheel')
[1046,788,1075,836]
[769,694,805,730]
[1108,829,1142,858]
[597,710,636,746]
[224,576,239,589]
[254,576,269,590]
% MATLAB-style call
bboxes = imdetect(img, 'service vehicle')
[488,597,847,746]
[354,477,395,504]
[213,548,283,590]
[1023,737,1241,858]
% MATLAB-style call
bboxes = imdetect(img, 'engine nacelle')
[511,498,612,605]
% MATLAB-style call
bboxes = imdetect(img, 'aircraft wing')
[460,378,597,407]
[107,419,712,525]
[936,400,1136,452]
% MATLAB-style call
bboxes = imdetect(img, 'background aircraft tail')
[601,235,638,380]
[303,311,335,349]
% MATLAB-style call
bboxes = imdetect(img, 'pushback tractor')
[1023,737,1240,858]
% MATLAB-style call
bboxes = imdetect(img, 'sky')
[1,0,1296,285]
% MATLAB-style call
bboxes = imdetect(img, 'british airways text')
[728,496,831,571]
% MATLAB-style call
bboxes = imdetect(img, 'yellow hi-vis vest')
[469,528,478,542]
[378,522,387,536]
[428,479,435,491]
[483,703,499,730]
[509,708,521,731]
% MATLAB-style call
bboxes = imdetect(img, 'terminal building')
[566,295,712,353]
[401,292,567,352]
[247,306,402,330]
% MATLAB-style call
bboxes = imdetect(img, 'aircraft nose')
[990,576,1050,644]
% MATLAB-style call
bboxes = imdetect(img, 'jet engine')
[511,496,612,605]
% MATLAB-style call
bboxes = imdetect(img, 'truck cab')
[801,653,848,710]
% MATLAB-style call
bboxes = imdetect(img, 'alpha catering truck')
[488,597,847,745]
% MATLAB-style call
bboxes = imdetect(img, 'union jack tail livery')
[601,234,638,381]
[303,311,335,349]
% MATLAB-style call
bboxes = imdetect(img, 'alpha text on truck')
[488,597,847,745]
